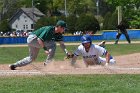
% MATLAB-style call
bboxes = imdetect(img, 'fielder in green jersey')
[9,20,69,70]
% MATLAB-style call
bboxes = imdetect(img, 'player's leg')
[115,33,121,44]
[15,46,39,66]
[98,41,106,48]
[44,41,56,65]
[9,46,40,70]
[124,33,131,44]
[109,58,116,65]
[98,57,116,65]
[9,35,41,70]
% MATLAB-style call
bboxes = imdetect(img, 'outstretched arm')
[58,41,68,55]
[71,55,77,66]
[105,51,110,66]
[58,41,76,59]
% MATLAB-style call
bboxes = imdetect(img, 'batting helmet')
[81,34,92,44]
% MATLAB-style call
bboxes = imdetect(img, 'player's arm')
[71,54,77,66]
[58,41,69,55]
[55,33,69,55]
[70,47,81,67]
[58,41,74,59]
[98,45,110,66]
[105,51,110,66]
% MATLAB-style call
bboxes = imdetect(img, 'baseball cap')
[56,20,67,29]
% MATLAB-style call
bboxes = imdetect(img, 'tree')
[0,19,11,32]
[103,11,118,30]
[106,0,140,28]
[66,15,77,34]
[34,16,56,30]
[20,0,54,16]
[108,11,118,30]
[98,0,115,17]
[75,14,100,34]
[35,16,66,30]
[0,0,22,20]
[103,12,112,29]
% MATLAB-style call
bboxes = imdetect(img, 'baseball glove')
[66,52,74,59]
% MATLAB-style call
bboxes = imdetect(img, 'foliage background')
[0,0,139,33]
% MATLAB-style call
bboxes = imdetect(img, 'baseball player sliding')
[70,34,116,67]
[9,20,70,70]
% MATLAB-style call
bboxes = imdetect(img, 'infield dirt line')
[74,66,140,70]
[0,66,140,72]
[0,70,43,75]
[0,70,41,73]
[108,67,140,70]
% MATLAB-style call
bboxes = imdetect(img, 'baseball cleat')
[114,42,118,44]
[43,62,47,66]
[9,64,16,70]
[98,41,106,48]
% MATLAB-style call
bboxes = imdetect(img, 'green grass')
[106,43,140,56]
[0,43,140,64]
[0,45,77,64]
[0,75,140,93]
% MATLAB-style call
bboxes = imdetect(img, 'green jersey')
[54,33,63,41]
[32,26,63,42]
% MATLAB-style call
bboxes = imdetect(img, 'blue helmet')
[81,34,92,44]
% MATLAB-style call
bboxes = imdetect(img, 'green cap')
[56,20,67,28]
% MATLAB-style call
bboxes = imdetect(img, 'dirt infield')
[0,53,140,76]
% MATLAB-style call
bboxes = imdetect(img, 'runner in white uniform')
[71,34,116,67]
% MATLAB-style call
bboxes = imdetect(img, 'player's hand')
[105,62,109,66]
[66,52,74,59]
[44,49,52,55]
[44,50,50,55]
[43,47,50,55]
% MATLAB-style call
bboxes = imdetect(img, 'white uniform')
[72,44,116,66]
